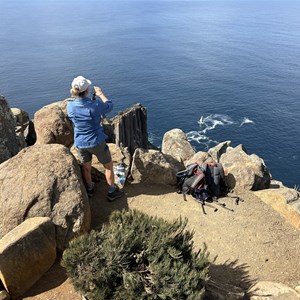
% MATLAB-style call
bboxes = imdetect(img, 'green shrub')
[62,209,210,300]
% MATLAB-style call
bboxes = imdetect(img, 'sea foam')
[240,117,255,127]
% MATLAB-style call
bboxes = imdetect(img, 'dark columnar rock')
[111,103,148,155]
[0,96,19,163]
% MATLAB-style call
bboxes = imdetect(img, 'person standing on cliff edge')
[67,75,124,201]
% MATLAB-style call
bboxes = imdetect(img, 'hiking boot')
[107,186,124,202]
[86,182,96,198]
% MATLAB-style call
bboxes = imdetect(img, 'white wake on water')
[240,117,255,127]
[186,114,255,149]
[197,114,234,134]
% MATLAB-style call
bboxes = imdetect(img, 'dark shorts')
[76,141,112,165]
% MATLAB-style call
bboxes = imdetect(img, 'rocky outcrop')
[220,144,271,192]
[109,143,131,166]
[0,144,91,250]
[34,101,148,155]
[11,107,36,147]
[207,140,231,162]
[0,96,19,163]
[34,99,74,147]
[254,186,300,229]
[1,96,300,300]
[162,128,195,164]
[185,141,232,167]
[185,151,213,166]
[0,217,56,299]
[10,108,27,149]
[130,148,184,185]
[111,103,148,155]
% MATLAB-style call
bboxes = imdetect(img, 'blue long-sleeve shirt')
[67,97,113,148]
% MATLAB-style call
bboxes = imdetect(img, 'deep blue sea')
[0,0,299,187]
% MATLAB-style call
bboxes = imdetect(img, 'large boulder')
[0,96,19,163]
[220,145,271,192]
[0,144,91,250]
[130,148,184,185]
[162,128,195,164]
[0,217,56,299]
[34,99,74,147]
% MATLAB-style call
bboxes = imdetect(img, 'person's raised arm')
[94,86,109,103]
[94,86,113,114]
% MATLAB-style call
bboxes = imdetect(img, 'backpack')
[202,162,227,198]
[176,162,227,202]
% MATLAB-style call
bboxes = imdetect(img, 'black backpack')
[202,162,227,197]
[176,162,227,202]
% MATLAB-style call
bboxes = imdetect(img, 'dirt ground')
[22,182,300,299]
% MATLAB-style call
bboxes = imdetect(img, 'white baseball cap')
[71,76,92,92]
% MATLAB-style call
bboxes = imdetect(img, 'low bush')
[62,209,210,300]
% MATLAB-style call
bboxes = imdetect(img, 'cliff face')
[0,97,300,300]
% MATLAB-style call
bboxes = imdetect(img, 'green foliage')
[62,209,210,300]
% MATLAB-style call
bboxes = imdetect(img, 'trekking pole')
[234,196,244,205]
[193,198,218,214]
[226,190,244,205]
[201,202,218,214]
[213,200,234,212]
[211,196,234,212]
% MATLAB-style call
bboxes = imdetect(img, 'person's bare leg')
[82,161,92,186]
[104,160,124,201]
[103,160,114,187]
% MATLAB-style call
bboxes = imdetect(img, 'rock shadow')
[205,259,256,299]
[89,182,176,229]
[269,182,281,189]
[124,182,177,197]
[88,179,129,230]
[21,254,67,299]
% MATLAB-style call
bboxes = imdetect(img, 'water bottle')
[114,163,126,186]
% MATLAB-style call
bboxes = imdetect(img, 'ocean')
[0,0,299,187]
